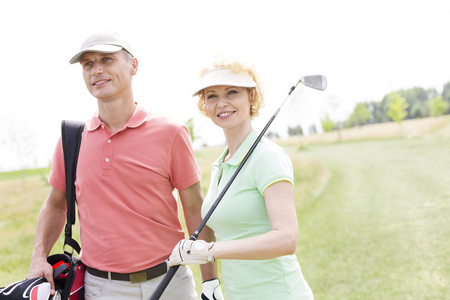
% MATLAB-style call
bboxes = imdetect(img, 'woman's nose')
[217,97,228,107]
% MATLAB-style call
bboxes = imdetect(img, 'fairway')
[1,136,449,299]
[297,137,450,299]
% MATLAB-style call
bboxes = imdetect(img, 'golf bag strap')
[61,120,85,255]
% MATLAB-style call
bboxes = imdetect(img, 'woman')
[168,61,314,299]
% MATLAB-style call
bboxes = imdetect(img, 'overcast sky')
[1,0,449,172]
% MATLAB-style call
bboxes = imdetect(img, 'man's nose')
[91,64,103,76]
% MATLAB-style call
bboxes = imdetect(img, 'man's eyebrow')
[81,52,116,62]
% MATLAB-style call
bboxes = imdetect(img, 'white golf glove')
[201,278,224,300]
[167,239,215,267]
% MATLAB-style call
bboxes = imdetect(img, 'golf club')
[150,74,327,300]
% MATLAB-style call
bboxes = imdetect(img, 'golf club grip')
[150,265,180,300]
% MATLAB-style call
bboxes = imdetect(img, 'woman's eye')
[206,94,217,100]
[228,90,238,95]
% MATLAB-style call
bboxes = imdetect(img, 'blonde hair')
[197,60,264,119]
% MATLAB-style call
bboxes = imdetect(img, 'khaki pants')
[84,265,197,300]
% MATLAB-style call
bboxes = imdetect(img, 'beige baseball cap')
[192,67,257,96]
[69,32,134,64]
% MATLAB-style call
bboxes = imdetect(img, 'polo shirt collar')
[212,130,258,168]
[86,104,148,132]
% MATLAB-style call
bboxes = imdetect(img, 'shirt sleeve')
[169,125,202,190]
[48,136,66,192]
[253,141,294,194]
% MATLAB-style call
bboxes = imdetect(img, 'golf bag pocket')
[0,277,50,300]
[47,253,86,300]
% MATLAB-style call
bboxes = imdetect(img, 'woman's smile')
[217,111,236,118]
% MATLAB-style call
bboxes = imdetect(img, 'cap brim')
[69,44,123,64]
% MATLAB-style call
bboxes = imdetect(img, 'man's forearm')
[31,201,66,260]
[31,188,67,260]
[179,182,219,281]
[183,206,219,280]
[198,225,218,281]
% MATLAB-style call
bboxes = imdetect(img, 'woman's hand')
[167,239,215,267]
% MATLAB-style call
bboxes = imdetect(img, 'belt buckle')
[129,270,147,283]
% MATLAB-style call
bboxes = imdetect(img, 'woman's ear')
[249,88,255,103]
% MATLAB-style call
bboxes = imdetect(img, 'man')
[27,32,223,300]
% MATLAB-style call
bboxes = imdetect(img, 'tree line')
[319,81,450,133]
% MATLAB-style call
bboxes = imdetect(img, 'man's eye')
[83,62,93,68]
[102,57,113,62]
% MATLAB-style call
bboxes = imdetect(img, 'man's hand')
[201,279,224,300]
[167,239,215,267]
[28,257,55,295]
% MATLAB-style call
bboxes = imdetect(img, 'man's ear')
[131,57,138,75]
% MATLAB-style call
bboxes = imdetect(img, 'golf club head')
[299,75,327,91]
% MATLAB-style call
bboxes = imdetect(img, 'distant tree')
[387,92,409,123]
[442,81,450,102]
[346,102,371,127]
[365,102,377,124]
[370,100,390,123]
[409,102,430,119]
[379,87,431,120]
[185,118,197,142]
[426,87,438,99]
[399,87,428,118]
[409,103,428,119]
[429,96,449,117]
[441,81,450,114]
[321,115,334,132]
[342,82,449,127]
[266,131,280,139]
[287,125,303,136]
[309,124,317,135]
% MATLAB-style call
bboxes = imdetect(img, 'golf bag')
[0,254,84,300]
[0,120,86,300]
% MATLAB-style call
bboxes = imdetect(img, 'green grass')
[297,137,450,299]
[0,173,78,287]
[1,137,449,299]
[0,167,50,181]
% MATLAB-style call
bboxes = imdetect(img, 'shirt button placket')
[102,134,113,176]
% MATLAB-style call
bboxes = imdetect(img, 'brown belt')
[87,261,167,283]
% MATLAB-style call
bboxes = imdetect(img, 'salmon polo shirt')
[48,106,201,273]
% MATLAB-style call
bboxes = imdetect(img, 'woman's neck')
[223,120,253,162]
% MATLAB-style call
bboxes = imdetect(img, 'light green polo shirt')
[201,130,313,299]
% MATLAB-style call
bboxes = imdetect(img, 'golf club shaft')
[150,85,298,300]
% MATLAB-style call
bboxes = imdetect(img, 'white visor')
[192,68,257,96]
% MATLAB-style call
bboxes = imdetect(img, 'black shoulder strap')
[61,120,85,255]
